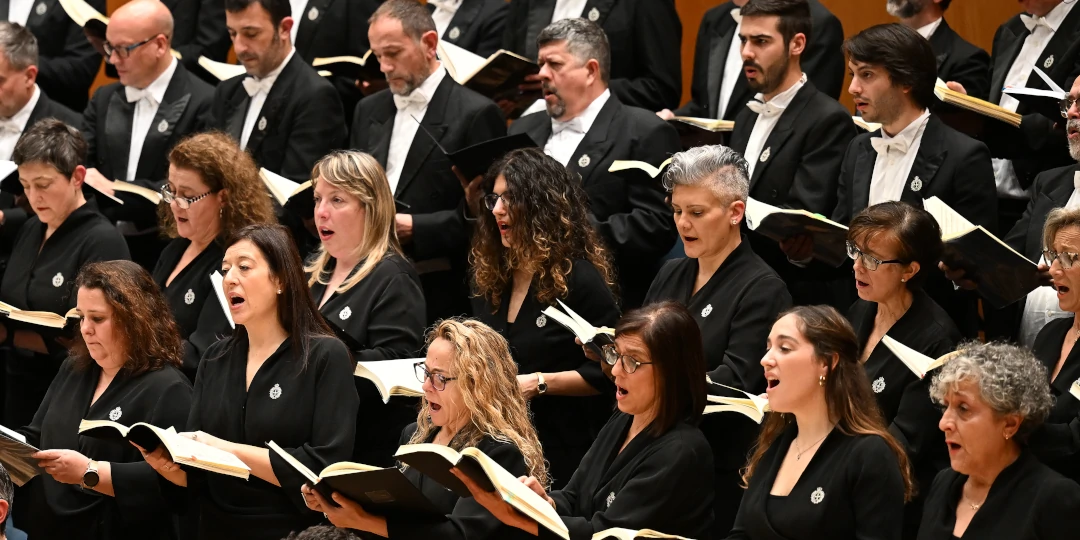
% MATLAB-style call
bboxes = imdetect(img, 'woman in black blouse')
[462,302,715,540]
[303,318,545,540]
[0,119,130,428]
[19,260,191,539]
[152,132,276,382]
[140,224,359,540]
[844,202,961,537]
[919,342,1080,539]
[470,148,619,488]
[728,305,913,540]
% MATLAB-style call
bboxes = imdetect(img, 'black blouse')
[184,335,359,540]
[1030,316,1080,483]
[727,426,907,540]
[472,258,619,488]
[151,238,230,382]
[917,452,1080,539]
[18,358,192,540]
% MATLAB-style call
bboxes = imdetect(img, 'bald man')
[81,0,214,270]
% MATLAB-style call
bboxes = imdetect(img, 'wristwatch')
[81,460,100,490]
[535,372,548,395]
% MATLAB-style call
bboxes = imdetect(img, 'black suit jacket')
[502,0,682,111]
[164,0,230,85]
[1031,316,1080,484]
[3,0,105,112]
[929,18,990,101]
[208,54,346,183]
[986,8,1080,189]
[294,0,381,118]
[83,62,214,227]
[677,0,844,120]
[1004,163,1078,260]
[429,0,508,58]
[510,95,679,308]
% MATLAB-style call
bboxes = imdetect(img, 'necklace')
[969,502,981,511]
[1071,326,1080,346]
[794,430,831,460]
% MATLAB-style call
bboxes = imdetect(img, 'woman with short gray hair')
[917,342,1080,540]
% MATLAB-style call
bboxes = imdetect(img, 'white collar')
[883,109,931,142]
[916,17,943,39]
[552,89,611,134]
[257,48,296,82]
[134,57,178,104]
[754,72,807,107]
[1039,0,1074,32]
[430,0,463,14]
[7,84,39,127]
[408,63,448,104]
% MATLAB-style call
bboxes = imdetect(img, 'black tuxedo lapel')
[224,90,249,141]
[246,58,301,154]
[852,137,876,211]
[135,69,192,180]
[748,83,816,191]
[441,0,484,46]
[989,27,1028,104]
[901,117,947,207]
[367,102,393,167]
[1021,8,1080,93]
[724,73,751,119]
[520,112,553,148]
[567,97,619,186]
[524,0,557,60]
[24,0,51,31]
[582,0,616,26]
[707,20,737,119]
[395,77,454,197]
[295,0,335,59]
[929,21,956,70]
[105,91,135,182]
[1046,167,1077,206]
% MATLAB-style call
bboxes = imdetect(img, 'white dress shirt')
[386,66,448,195]
[867,109,931,206]
[994,0,1075,199]
[916,17,943,40]
[543,89,610,167]
[744,73,806,176]
[8,0,33,25]
[126,58,177,181]
[288,0,308,43]
[717,9,743,118]
[552,0,588,23]
[241,48,295,150]
[0,85,39,161]
[1019,170,1080,346]
[431,0,462,39]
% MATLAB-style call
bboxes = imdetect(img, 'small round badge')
[307,6,319,20]
[157,119,169,133]
[109,407,123,421]
[339,306,352,320]
[872,377,885,394]
[184,289,195,305]
[810,487,825,504]
[258,116,268,131]
[51,272,64,287]
[448,27,461,40]
[577,154,591,168]
[1045,55,1055,69]
[605,491,616,508]
[588,7,600,21]
[35,3,46,16]
[759,147,771,163]
[536,314,547,328]
[701,304,713,318]
[910,176,923,192]
[269,384,282,400]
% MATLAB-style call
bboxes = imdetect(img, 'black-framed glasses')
[160,185,215,209]
[414,362,457,391]
[1043,249,1080,269]
[602,344,653,374]
[846,241,905,271]
[1059,96,1079,118]
[482,192,510,211]
[103,34,162,60]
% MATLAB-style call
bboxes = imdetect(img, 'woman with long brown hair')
[470,147,619,488]
[727,305,913,540]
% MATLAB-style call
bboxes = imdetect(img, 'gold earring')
[731,220,738,225]
[277,289,282,294]
[900,278,906,282]
[819,375,825,386]
[1004,433,1010,440]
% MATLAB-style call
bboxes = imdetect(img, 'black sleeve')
[848,437,906,540]
[788,108,857,213]
[81,92,101,170]
[180,293,232,378]
[706,276,792,391]
[278,83,347,183]
[173,0,231,66]
[36,0,105,110]
[1034,476,1080,537]
[473,2,510,58]
[948,49,992,101]
[354,272,426,363]
[1001,172,1042,254]
[801,12,845,100]
[946,141,998,235]
[673,15,713,117]
[566,262,620,393]
[830,140,858,225]
[19,359,71,445]
[607,0,682,111]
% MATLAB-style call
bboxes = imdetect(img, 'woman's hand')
[303,485,388,535]
[577,337,613,380]
[450,467,540,535]
[518,475,555,509]
[33,449,90,485]
[518,373,540,400]
[178,431,233,453]
[133,442,188,486]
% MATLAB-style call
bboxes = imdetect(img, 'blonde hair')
[305,151,402,292]
[408,319,549,487]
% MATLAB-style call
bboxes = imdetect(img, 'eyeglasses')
[1043,249,1080,269]
[1059,96,1079,118]
[161,185,216,209]
[482,192,511,211]
[602,344,653,374]
[414,362,457,391]
[103,34,163,60]
[846,241,905,271]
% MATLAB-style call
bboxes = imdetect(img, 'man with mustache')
[509,18,679,309]
[888,0,989,100]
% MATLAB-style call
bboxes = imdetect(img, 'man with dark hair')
[888,0,990,100]
[502,0,682,111]
[662,0,843,122]
[428,0,508,58]
[509,18,679,309]
[81,0,214,270]
[164,0,232,84]
[350,0,505,326]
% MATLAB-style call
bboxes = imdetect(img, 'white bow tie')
[747,99,784,118]
[731,8,741,24]
[551,117,585,136]
[242,76,275,98]
[393,91,429,110]
[0,119,20,135]
[871,136,910,156]
[124,86,157,106]
[429,0,460,13]
[1021,13,1053,33]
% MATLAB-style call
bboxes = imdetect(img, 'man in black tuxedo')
[428,0,507,58]
[350,0,505,324]
[502,0,682,111]
[1,0,105,112]
[661,0,843,122]
[889,0,990,100]
[81,0,214,270]
[509,18,679,308]
[164,0,231,84]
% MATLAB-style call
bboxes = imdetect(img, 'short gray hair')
[0,22,38,70]
[662,145,749,203]
[13,118,87,177]
[929,342,1054,441]
[537,18,610,83]
[370,0,436,42]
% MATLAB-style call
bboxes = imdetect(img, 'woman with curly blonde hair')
[152,131,275,381]
[303,318,547,540]
[470,147,618,488]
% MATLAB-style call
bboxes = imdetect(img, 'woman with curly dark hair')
[17,260,192,539]
[152,131,276,381]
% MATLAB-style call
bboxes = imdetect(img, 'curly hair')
[69,260,183,376]
[929,341,1054,443]
[408,318,549,488]
[158,131,276,240]
[471,148,616,312]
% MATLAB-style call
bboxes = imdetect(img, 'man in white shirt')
[889,0,990,100]
[81,0,214,270]
[427,0,507,57]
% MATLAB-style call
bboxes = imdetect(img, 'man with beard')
[727,0,856,306]
[509,18,679,309]
[350,0,505,324]
[888,0,990,100]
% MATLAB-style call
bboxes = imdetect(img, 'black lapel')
[224,85,249,141]
[442,0,484,45]
[521,112,552,148]
[929,20,956,70]
[901,116,947,207]
[246,57,299,154]
[748,82,816,190]
[1022,7,1080,92]
[1046,166,1078,206]
[725,72,751,119]
[596,414,655,487]
[24,0,51,31]
[135,66,192,180]
[989,25,1027,104]
[852,136,876,212]
[26,90,52,127]
[395,76,454,197]
[581,0,616,27]
[1053,319,1080,394]
[294,0,335,59]
[566,96,620,185]
[105,89,135,181]
[524,0,558,60]
[367,99,394,167]
[708,19,737,119]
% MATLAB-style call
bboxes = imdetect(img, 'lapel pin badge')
[536,314,547,328]
[339,306,352,320]
[1045,55,1055,69]
[760,147,771,163]
[157,119,168,133]
[258,116,268,131]
[308,6,319,20]
[578,154,591,168]
[910,176,923,192]
[34,3,46,16]
[449,27,461,40]
[588,7,600,21]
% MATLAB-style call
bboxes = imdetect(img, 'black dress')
[643,239,793,535]
[537,411,715,540]
[472,259,619,489]
[1030,316,1080,483]
[151,238,230,382]
[309,253,425,467]
[917,452,1080,539]
[384,422,535,540]
[183,335,359,540]
[727,427,907,540]
[848,290,960,537]
[17,358,192,539]
[0,204,130,427]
